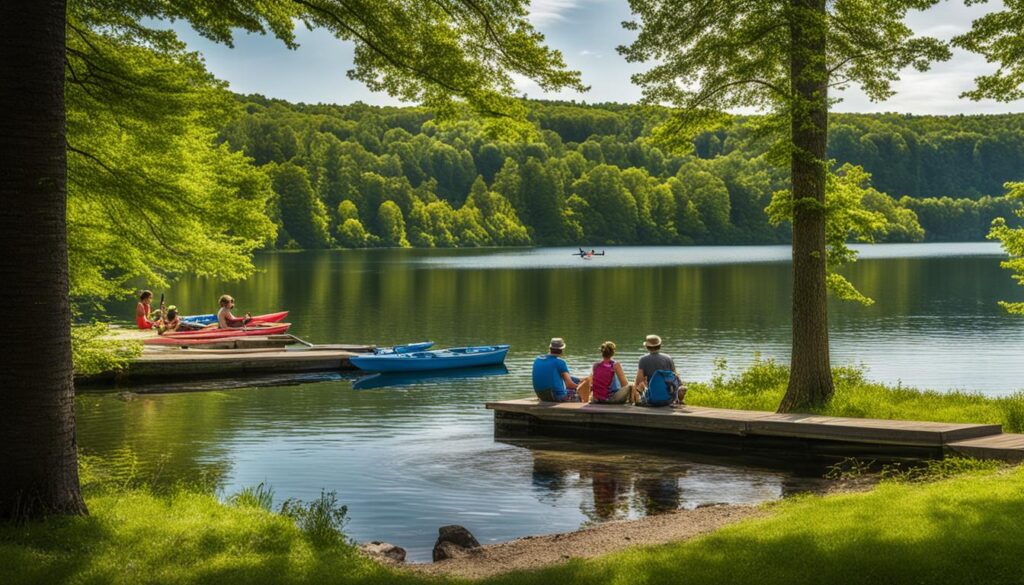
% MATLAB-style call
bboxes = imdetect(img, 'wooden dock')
[79,347,363,386]
[488,398,1020,462]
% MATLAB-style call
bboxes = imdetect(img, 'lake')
[78,242,1024,560]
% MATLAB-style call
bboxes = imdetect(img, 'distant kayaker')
[532,338,591,403]
[217,294,252,329]
[136,290,155,330]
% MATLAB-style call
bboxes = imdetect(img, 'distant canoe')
[349,345,510,373]
[180,311,289,326]
[143,323,292,345]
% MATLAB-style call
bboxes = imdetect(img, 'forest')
[221,96,1024,251]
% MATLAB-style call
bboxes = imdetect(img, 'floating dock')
[79,346,366,386]
[488,398,1024,463]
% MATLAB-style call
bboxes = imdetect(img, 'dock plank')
[947,433,1024,462]
[487,398,1003,448]
[127,348,359,379]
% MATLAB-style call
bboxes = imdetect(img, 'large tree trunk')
[0,0,87,519]
[778,0,834,413]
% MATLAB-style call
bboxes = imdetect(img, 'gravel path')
[408,503,766,580]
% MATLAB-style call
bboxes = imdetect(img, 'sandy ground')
[407,503,765,580]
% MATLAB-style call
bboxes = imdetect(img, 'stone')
[359,541,406,563]
[432,525,481,562]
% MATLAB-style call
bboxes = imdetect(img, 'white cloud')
[528,0,582,26]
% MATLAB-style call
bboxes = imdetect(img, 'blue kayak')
[349,345,510,373]
[181,313,216,325]
[373,341,434,355]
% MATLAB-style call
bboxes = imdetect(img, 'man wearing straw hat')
[532,337,591,403]
[635,334,684,403]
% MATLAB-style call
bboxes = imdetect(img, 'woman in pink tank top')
[589,341,636,404]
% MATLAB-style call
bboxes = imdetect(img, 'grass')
[487,464,1024,585]
[5,366,1024,584]
[4,464,1024,585]
[687,356,1024,432]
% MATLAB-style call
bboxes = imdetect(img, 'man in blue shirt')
[532,338,591,402]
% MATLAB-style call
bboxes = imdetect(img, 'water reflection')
[104,243,1023,393]
[512,438,828,525]
[352,365,509,390]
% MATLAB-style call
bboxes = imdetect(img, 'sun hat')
[644,334,662,349]
[549,337,566,351]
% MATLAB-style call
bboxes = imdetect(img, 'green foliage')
[988,182,1024,314]
[228,483,275,512]
[688,358,1024,433]
[278,490,349,547]
[617,0,950,152]
[570,165,638,244]
[376,201,410,247]
[71,323,142,376]
[880,457,1003,484]
[270,163,332,249]
[220,97,1024,251]
[953,3,1024,102]
[66,8,277,300]
[767,164,892,305]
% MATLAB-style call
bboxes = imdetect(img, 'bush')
[71,322,142,375]
[279,490,350,546]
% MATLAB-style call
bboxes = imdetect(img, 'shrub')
[279,490,350,546]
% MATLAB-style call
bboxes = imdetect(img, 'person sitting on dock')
[217,294,252,329]
[135,290,156,330]
[634,334,685,405]
[532,338,591,403]
[589,341,635,404]
[158,305,182,334]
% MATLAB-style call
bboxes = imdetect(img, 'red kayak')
[144,323,292,345]
[179,310,289,327]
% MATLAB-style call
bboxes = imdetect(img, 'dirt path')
[408,503,765,580]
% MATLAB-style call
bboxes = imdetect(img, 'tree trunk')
[778,0,834,413]
[0,0,87,519]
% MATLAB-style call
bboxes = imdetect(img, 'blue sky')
[172,0,1020,114]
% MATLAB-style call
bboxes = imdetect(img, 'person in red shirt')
[135,290,156,330]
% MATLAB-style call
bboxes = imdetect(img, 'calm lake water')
[77,242,1024,560]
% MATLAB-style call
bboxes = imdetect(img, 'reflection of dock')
[488,398,1024,462]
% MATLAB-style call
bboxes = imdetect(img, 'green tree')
[675,164,732,241]
[377,200,410,247]
[989,183,1024,314]
[270,163,332,249]
[1,0,581,519]
[464,176,530,245]
[571,165,638,244]
[336,218,371,248]
[619,0,949,411]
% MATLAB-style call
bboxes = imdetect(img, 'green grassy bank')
[3,463,1022,585]
[686,357,1024,431]
[6,365,1024,585]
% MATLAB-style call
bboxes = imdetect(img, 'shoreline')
[405,503,765,580]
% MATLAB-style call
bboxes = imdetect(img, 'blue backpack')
[641,370,679,407]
